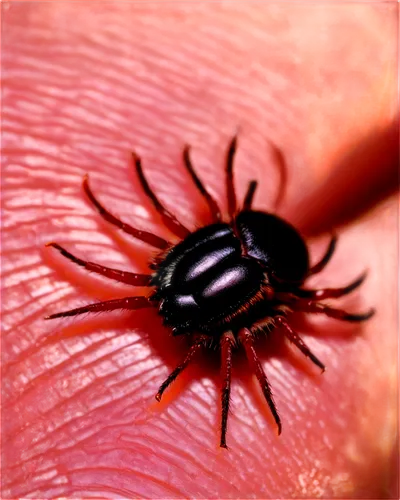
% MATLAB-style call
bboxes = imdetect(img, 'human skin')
[1,2,398,498]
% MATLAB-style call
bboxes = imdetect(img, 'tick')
[45,137,374,448]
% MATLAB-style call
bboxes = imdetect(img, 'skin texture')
[2,2,398,498]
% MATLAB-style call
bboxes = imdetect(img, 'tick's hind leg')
[183,146,222,222]
[132,152,190,239]
[155,335,207,401]
[242,180,258,211]
[220,331,235,448]
[293,301,375,322]
[45,296,153,320]
[226,136,238,220]
[295,272,367,300]
[46,242,152,286]
[308,235,337,276]
[83,175,169,250]
[238,328,282,435]
[270,143,288,211]
[276,317,325,372]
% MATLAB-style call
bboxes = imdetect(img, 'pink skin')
[2,2,398,498]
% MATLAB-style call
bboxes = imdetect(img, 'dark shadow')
[287,121,399,236]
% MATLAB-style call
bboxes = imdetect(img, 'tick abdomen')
[236,211,310,283]
[155,223,266,333]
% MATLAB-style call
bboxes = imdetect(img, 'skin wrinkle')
[3,266,50,288]
[13,466,186,500]
[127,439,228,496]
[44,255,149,291]
[71,436,209,494]
[4,216,69,232]
[119,434,223,483]
[3,2,397,499]
[63,487,146,498]
[11,412,140,470]
[4,332,137,405]
[101,441,200,496]
[3,284,72,328]
[3,190,87,210]
[1,255,41,278]
[7,363,164,463]
[154,409,216,454]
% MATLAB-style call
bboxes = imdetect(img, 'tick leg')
[270,143,287,210]
[220,331,235,448]
[226,136,238,220]
[45,296,152,320]
[243,180,258,211]
[295,272,367,300]
[83,175,169,250]
[46,243,152,287]
[238,328,282,435]
[155,335,207,401]
[183,146,222,222]
[132,152,190,239]
[308,235,337,276]
[276,317,325,372]
[293,301,375,322]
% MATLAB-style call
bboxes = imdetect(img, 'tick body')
[46,137,374,448]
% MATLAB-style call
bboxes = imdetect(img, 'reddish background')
[2,2,398,498]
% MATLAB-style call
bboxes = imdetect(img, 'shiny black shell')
[152,211,309,334]
[236,211,309,283]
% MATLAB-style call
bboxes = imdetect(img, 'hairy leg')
[295,272,367,300]
[242,180,258,211]
[183,145,222,222]
[220,331,235,448]
[270,142,288,211]
[238,328,282,435]
[83,174,169,250]
[308,235,338,276]
[132,152,190,239]
[226,136,238,220]
[45,296,152,320]
[293,300,375,322]
[46,242,152,286]
[155,335,207,401]
[275,317,325,372]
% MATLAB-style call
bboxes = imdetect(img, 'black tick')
[45,137,374,448]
